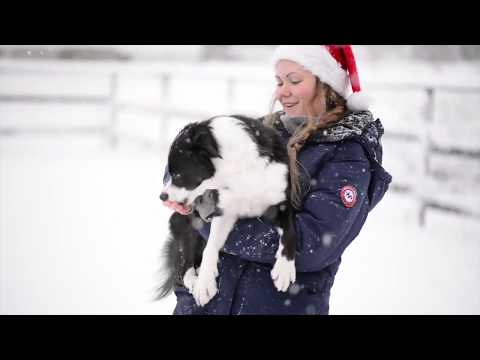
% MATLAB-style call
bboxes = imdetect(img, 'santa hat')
[271,45,370,111]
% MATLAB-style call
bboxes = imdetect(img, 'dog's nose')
[159,193,169,201]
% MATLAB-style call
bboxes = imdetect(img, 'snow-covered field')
[1,57,480,314]
[1,134,479,315]
[0,136,176,314]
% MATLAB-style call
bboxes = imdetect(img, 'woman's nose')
[277,83,291,97]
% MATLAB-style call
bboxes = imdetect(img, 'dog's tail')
[154,234,183,300]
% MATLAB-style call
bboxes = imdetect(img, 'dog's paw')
[192,270,218,307]
[271,255,296,292]
[183,267,198,294]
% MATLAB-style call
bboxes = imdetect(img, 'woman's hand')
[163,200,192,216]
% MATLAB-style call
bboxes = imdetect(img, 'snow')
[1,136,479,314]
[0,136,176,314]
[1,57,480,314]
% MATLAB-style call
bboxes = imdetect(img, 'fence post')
[108,72,119,148]
[226,77,235,114]
[160,73,171,151]
[419,86,435,226]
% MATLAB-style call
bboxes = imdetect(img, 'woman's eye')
[275,79,300,86]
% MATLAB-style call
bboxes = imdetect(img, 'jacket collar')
[275,110,386,164]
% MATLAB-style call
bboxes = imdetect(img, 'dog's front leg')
[193,215,236,307]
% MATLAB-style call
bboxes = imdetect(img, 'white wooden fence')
[1,59,479,225]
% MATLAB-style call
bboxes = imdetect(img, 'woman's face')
[275,60,321,117]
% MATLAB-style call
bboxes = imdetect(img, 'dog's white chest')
[209,117,288,217]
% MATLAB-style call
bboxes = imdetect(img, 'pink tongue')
[179,208,191,215]
[174,203,191,215]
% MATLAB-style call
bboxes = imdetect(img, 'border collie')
[157,115,296,307]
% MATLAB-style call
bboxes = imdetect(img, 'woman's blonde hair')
[264,78,348,210]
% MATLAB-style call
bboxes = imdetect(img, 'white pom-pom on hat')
[272,45,371,111]
[346,91,372,112]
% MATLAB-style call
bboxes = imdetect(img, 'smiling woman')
[161,45,392,315]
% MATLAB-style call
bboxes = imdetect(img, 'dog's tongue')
[164,200,192,215]
[177,204,192,215]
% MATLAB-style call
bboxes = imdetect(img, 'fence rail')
[1,59,479,225]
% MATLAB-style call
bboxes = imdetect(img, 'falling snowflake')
[305,304,316,315]
[288,283,301,296]
[284,299,292,307]
[192,217,204,231]
[322,233,334,247]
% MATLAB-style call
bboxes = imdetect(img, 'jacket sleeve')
[198,143,372,273]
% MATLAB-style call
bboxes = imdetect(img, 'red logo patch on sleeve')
[340,185,357,208]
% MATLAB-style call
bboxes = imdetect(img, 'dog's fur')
[156,115,297,306]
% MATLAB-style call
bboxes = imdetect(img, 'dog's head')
[160,120,221,209]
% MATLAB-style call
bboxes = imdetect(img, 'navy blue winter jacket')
[168,111,392,315]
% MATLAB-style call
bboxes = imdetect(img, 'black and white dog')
[157,115,296,307]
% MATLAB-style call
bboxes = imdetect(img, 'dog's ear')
[201,142,222,159]
[191,128,222,159]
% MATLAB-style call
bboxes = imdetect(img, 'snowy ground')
[1,134,480,315]
[0,136,176,314]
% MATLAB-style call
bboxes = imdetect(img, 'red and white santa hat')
[272,45,370,111]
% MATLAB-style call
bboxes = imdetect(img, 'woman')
[162,45,392,315]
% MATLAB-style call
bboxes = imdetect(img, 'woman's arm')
[198,142,372,273]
